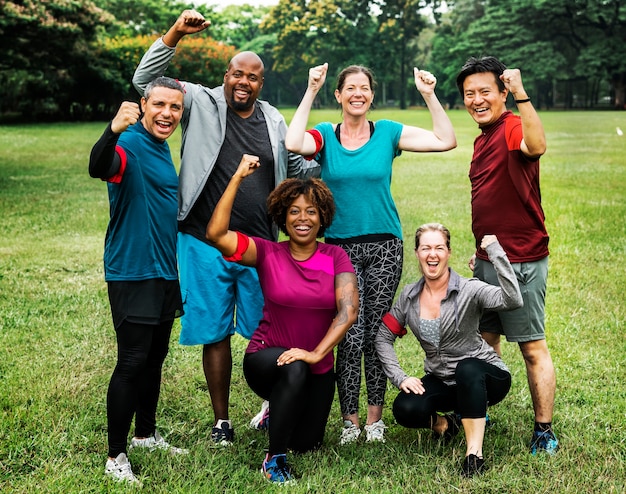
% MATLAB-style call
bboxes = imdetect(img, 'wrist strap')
[515,98,531,104]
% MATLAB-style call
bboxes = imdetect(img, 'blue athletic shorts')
[474,256,548,343]
[177,232,263,345]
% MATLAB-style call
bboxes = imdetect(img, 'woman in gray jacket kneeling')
[375,223,522,478]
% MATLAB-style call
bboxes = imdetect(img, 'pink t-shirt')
[246,238,355,374]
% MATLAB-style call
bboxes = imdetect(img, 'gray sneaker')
[339,420,361,445]
[105,452,142,486]
[130,430,189,455]
[364,419,387,443]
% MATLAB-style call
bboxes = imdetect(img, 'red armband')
[304,129,323,160]
[382,313,407,337]
[105,145,127,184]
[223,231,250,262]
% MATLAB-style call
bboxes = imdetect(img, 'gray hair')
[144,76,184,99]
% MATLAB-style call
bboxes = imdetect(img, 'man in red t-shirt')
[456,56,558,456]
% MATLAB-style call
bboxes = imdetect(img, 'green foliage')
[431,0,626,108]
[0,0,115,119]
[205,3,272,48]
[1,110,625,492]
[91,0,198,36]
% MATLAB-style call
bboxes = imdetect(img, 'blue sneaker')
[261,453,296,484]
[530,429,559,455]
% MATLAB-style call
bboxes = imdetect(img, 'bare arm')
[500,68,546,158]
[205,154,260,266]
[285,63,328,155]
[398,68,457,152]
[276,271,359,366]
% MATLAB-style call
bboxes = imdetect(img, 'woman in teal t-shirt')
[285,63,457,445]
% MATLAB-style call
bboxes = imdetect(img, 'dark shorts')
[474,256,548,343]
[107,278,183,329]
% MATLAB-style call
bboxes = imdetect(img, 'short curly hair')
[267,178,335,238]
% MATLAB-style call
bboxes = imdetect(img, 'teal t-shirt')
[104,123,179,281]
[314,120,403,240]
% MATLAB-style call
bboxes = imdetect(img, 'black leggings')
[243,348,335,455]
[107,319,172,457]
[393,358,511,429]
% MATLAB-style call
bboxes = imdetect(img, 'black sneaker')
[210,421,234,447]
[461,454,486,477]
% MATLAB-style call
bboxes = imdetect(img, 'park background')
[1,0,626,492]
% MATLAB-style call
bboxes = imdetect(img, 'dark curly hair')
[267,178,335,238]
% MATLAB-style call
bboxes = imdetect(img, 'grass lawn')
[0,109,625,493]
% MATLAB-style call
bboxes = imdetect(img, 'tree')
[0,0,116,119]
[262,0,379,106]
[375,0,430,109]
[91,0,197,36]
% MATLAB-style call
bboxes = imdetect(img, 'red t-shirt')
[470,111,549,262]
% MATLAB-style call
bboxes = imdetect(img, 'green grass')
[1,110,625,493]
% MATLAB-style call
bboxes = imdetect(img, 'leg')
[288,371,335,453]
[203,337,232,423]
[392,374,455,431]
[362,238,403,427]
[134,319,173,438]
[107,320,153,458]
[455,358,511,457]
[519,339,555,423]
[481,331,501,356]
[243,349,308,455]
[177,234,238,425]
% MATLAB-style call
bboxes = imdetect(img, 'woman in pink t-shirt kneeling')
[206,154,359,485]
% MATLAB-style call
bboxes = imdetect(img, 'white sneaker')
[364,419,387,443]
[105,452,142,486]
[249,400,270,430]
[130,430,189,455]
[339,420,361,445]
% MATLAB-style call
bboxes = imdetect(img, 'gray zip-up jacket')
[375,241,522,387]
[132,38,319,236]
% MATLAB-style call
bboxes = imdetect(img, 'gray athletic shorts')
[474,256,548,343]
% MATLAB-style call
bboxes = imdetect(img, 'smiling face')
[140,86,184,141]
[462,71,508,127]
[223,52,264,116]
[335,71,374,117]
[415,230,451,280]
[285,194,321,245]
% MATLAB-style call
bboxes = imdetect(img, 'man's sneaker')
[339,420,361,445]
[211,420,234,447]
[105,452,142,486]
[530,429,559,455]
[261,453,296,484]
[364,419,387,443]
[249,400,270,430]
[461,454,486,478]
[130,430,189,455]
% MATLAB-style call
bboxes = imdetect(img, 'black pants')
[107,319,172,457]
[393,358,511,429]
[243,348,335,455]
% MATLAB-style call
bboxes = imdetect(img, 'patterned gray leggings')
[335,237,403,416]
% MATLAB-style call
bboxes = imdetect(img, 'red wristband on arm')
[382,313,407,337]
[223,231,250,262]
[304,129,323,160]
